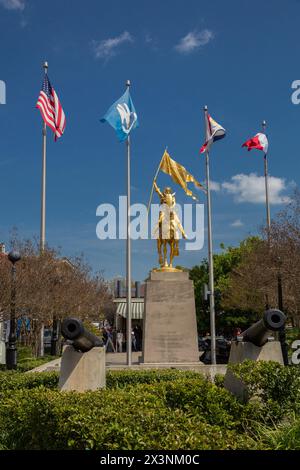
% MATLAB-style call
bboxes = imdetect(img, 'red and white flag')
[242,133,268,154]
[36,75,66,141]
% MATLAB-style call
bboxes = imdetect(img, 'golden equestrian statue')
[153,181,187,270]
[148,150,206,272]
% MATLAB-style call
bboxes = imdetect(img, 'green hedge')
[106,369,201,388]
[0,362,299,450]
[0,371,59,392]
[17,356,58,372]
[0,378,255,450]
[0,369,200,392]
[228,360,300,419]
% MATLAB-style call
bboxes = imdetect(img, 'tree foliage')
[190,190,300,333]
[224,190,300,327]
[0,234,114,352]
[189,237,261,334]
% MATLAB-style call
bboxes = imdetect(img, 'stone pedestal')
[226,340,284,365]
[141,271,199,364]
[224,341,284,401]
[58,345,106,392]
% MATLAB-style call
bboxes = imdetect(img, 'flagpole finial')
[43,61,48,74]
[126,79,131,89]
[262,120,267,130]
[204,105,208,111]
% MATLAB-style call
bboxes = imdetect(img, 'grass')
[0,345,58,372]
[251,414,300,450]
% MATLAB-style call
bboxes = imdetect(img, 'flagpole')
[126,79,132,366]
[204,105,216,365]
[40,61,48,253]
[262,120,271,240]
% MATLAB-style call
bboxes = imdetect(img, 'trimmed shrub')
[163,378,245,430]
[0,371,59,392]
[0,369,200,393]
[0,362,299,450]
[17,356,57,372]
[227,360,300,426]
[0,377,254,450]
[228,361,300,410]
[106,369,201,388]
[213,373,225,388]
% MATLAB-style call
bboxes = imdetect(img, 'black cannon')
[241,309,286,347]
[61,318,103,352]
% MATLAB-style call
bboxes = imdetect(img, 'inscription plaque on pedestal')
[141,271,199,364]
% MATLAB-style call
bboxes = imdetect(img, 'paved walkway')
[28,351,227,377]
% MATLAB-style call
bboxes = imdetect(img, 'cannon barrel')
[241,309,286,347]
[61,318,103,352]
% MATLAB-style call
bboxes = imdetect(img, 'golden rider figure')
[153,181,187,269]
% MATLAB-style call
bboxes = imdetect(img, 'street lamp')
[277,256,289,365]
[51,275,62,356]
[6,250,21,370]
[50,315,58,356]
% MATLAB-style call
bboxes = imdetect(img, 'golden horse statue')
[153,181,186,270]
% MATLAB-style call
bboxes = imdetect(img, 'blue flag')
[100,88,138,142]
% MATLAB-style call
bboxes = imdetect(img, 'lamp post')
[277,257,289,365]
[50,315,58,356]
[50,276,61,356]
[6,250,21,370]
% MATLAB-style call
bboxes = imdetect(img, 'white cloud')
[210,180,221,191]
[230,219,244,228]
[92,31,134,59]
[222,173,291,205]
[175,29,214,54]
[0,0,25,10]
[198,180,220,192]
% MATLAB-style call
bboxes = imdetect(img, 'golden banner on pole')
[159,150,206,200]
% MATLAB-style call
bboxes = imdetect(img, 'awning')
[114,299,144,320]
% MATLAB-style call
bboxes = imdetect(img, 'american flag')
[36,75,66,140]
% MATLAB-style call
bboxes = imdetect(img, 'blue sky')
[0,0,299,281]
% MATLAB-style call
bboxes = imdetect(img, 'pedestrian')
[102,328,108,345]
[116,330,123,352]
[131,329,137,351]
[105,327,115,352]
[134,325,142,350]
[233,327,242,338]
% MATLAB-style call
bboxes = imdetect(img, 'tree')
[189,237,260,334]
[223,190,300,327]
[0,234,114,355]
